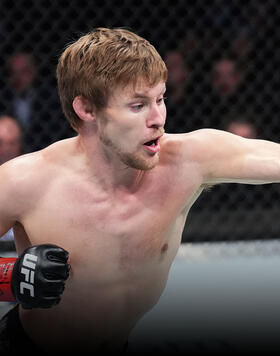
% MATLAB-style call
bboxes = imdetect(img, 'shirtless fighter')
[1,27,280,354]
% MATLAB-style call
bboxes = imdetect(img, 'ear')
[72,96,95,123]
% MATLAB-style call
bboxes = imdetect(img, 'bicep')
[0,166,18,237]
[0,203,17,238]
[192,129,280,185]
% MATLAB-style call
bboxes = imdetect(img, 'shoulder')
[160,129,216,161]
[1,137,74,179]
[0,152,43,221]
[161,129,235,162]
[0,151,48,203]
[0,139,73,214]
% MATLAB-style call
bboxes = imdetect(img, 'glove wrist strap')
[0,258,17,302]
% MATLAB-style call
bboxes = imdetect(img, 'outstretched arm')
[185,129,280,185]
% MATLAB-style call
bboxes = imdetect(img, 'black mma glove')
[11,244,70,309]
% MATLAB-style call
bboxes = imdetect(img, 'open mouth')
[143,137,161,153]
[144,138,158,147]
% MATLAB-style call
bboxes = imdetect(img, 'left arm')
[186,129,280,185]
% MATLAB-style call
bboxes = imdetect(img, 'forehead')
[110,81,166,103]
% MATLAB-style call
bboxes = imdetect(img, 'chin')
[122,152,159,171]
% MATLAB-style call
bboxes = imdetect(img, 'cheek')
[161,105,167,122]
[99,111,144,150]
[103,122,137,150]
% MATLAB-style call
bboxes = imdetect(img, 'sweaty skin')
[1,81,280,353]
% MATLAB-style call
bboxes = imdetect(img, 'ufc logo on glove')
[0,244,70,309]
[20,253,38,297]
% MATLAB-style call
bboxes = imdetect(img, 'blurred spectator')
[2,51,74,153]
[211,57,244,98]
[225,117,258,139]
[0,115,22,164]
[5,52,36,129]
[201,56,248,129]
[164,50,198,133]
[231,31,253,61]
[165,50,189,104]
[0,115,22,244]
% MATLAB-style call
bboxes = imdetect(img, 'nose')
[146,103,166,129]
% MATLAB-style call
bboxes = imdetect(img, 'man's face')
[96,81,166,171]
[9,54,35,93]
[212,60,242,96]
[164,51,189,87]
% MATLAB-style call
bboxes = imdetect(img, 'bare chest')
[21,171,201,273]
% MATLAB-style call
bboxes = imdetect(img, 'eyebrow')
[131,93,148,99]
[131,87,166,99]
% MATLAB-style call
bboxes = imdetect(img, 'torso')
[11,134,204,353]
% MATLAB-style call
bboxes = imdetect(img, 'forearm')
[241,150,280,184]
[206,153,280,185]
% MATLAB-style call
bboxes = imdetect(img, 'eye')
[157,96,167,104]
[131,103,145,111]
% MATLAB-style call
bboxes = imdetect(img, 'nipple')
[161,243,168,254]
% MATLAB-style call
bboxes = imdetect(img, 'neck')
[75,129,145,193]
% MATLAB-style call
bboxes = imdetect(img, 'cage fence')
[0,0,279,244]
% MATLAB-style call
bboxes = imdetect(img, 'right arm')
[0,161,70,308]
[0,162,22,302]
[0,152,45,240]
[0,162,19,237]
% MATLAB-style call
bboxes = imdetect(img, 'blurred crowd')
[0,51,75,155]
[164,31,267,140]
[162,2,277,144]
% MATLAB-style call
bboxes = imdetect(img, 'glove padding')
[11,244,70,309]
